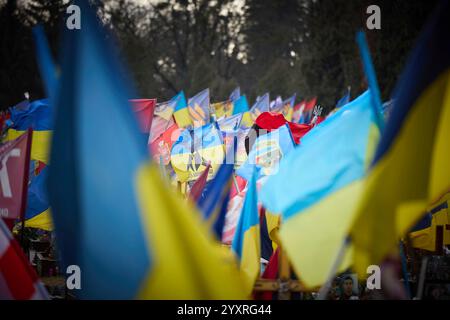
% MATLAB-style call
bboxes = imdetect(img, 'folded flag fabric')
[189,163,211,203]
[351,0,450,276]
[259,90,380,288]
[212,101,234,119]
[237,124,295,182]
[188,88,210,127]
[241,93,270,127]
[48,1,245,299]
[149,123,181,165]
[171,123,225,183]
[254,112,312,144]
[232,95,249,115]
[292,100,306,124]
[0,217,49,300]
[24,165,53,231]
[130,99,156,133]
[5,99,52,165]
[232,169,260,296]
[172,91,191,128]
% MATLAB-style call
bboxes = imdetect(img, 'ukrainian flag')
[233,95,249,116]
[24,166,53,231]
[232,169,260,296]
[48,1,244,299]
[409,197,449,251]
[188,88,210,127]
[197,140,236,239]
[241,93,270,128]
[173,91,190,128]
[259,90,380,289]
[5,100,54,230]
[351,1,450,276]
[171,123,225,182]
[5,99,52,165]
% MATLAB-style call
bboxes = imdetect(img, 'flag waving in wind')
[48,1,244,299]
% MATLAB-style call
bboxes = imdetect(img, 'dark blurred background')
[0,0,439,111]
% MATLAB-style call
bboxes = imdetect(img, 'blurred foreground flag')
[259,90,380,288]
[0,218,49,300]
[351,1,450,276]
[48,1,244,299]
[232,169,260,296]
[130,99,156,133]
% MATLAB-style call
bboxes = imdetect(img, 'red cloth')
[229,175,247,199]
[0,218,48,299]
[254,112,312,144]
[130,99,157,133]
[254,248,279,300]
[188,164,211,202]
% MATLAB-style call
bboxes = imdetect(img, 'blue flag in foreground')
[259,90,380,288]
[48,2,244,299]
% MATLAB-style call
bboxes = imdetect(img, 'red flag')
[254,112,312,144]
[130,99,156,133]
[189,163,211,202]
[0,218,48,300]
[254,248,279,300]
[0,129,32,221]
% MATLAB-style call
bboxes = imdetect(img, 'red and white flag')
[0,218,49,300]
[0,129,32,220]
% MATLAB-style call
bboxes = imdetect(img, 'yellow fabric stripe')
[352,70,450,276]
[280,180,363,289]
[240,224,260,296]
[25,209,53,231]
[173,107,192,128]
[5,129,52,164]
[135,164,246,299]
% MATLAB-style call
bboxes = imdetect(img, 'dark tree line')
[0,0,438,112]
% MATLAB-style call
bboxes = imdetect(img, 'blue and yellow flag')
[233,95,249,116]
[173,91,190,128]
[232,169,260,296]
[155,92,184,121]
[236,124,295,182]
[188,88,210,127]
[241,93,270,127]
[6,99,52,165]
[197,139,236,239]
[5,100,53,230]
[351,0,450,276]
[24,165,52,231]
[171,123,225,183]
[259,90,380,288]
[48,1,244,299]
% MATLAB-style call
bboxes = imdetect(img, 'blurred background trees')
[0,0,439,111]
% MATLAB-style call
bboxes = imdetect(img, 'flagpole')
[19,129,33,248]
[356,30,385,131]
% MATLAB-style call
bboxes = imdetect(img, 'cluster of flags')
[1,0,449,300]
